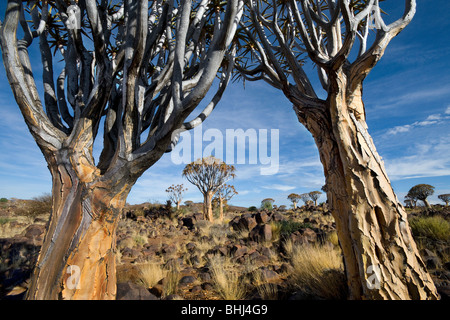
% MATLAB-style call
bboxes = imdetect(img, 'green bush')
[248,206,257,212]
[274,220,313,238]
[0,198,8,203]
[409,215,450,241]
[260,201,273,211]
[0,217,12,225]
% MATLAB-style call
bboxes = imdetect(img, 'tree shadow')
[0,238,41,300]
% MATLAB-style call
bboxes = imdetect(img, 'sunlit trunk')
[294,70,439,300]
[26,161,129,300]
[203,191,214,222]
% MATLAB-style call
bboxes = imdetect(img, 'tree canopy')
[407,184,435,208]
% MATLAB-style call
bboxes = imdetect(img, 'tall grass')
[136,262,167,288]
[252,270,278,300]
[287,241,347,299]
[209,255,247,300]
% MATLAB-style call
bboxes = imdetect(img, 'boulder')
[179,275,197,285]
[238,216,257,231]
[230,244,249,258]
[257,267,280,283]
[287,228,317,245]
[116,282,158,300]
[181,216,196,230]
[270,212,286,222]
[149,284,164,297]
[23,224,45,240]
[254,212,270,224]
[249,224,272,242]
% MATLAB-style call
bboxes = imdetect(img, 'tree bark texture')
[295,69,439,300]
[203,191,214,222]
[26,154,130,300]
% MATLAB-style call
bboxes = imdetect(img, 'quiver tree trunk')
[294,69,439,300]
[0,0,243,300]
[203,191,214,222]
[27,155,131,300]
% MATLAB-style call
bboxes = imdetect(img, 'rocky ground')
[0,198,449,300]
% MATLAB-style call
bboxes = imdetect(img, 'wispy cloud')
[384,136,450,181]
[385,109,450,136]
[262,184,296,192]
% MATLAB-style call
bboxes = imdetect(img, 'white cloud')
[445,106,450,115]
[385,108,450,136]
[384,136,450,181]
[386,124,412,135]
[262,184,296,192]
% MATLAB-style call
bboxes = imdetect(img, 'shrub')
[0,217,12,225]
[409,215,450,241]
[16,194,52,218]
[327,231,340,247]
[248,206,257,212]
[275,220,312,238]
[0,198,8,203]
[260,201,273,211]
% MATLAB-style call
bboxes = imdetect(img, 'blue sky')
[0,1,449,208]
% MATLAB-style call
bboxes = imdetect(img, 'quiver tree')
[0,0,243,300]
[404,197,415,209]
[407,184,435,209]
[214,183,237,220]
[299,193,311,205]
[182,156,236,221]
[261,197,274,210]
[438,194,450,206]
[166,184,187,210]
[287,193,301,209]
[308,190,322,206]
[236,0,438,299]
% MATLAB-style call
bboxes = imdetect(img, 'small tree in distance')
[287,193,301,209]
[182,156,235,221]
[166,184,187,210]
[261,198,275,211]
[299,193,311,205]
[309,191,322,206]
[407,184,435,208]
[215,184,238,221]
[438,194,450,206]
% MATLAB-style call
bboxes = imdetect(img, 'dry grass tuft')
[209,255,247,300]
[135,262,167,288]
[252,270,278,300]
[287,242,347,299]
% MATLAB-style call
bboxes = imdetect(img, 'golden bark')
[204,191,214,222]
[26,161,129,300]
[295,70,439,300]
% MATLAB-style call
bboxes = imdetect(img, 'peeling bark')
[27,157,130,300]
[294,70,439,300]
